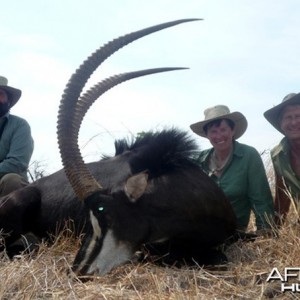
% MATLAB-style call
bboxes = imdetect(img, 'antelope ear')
[125,171,149,202]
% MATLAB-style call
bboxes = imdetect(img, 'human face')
[280,104,300,140]
[206,119,235,151]
[0,89,9,104]
[0,89,10,117]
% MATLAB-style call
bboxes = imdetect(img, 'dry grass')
[0,209,300,300]
[1,156,299,299]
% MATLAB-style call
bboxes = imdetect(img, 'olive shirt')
[271,137,300,201]
[270,137,300,222]
[196,141,274,231]
[0,114,34,180]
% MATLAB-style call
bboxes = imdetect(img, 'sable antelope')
[0,19,237,275]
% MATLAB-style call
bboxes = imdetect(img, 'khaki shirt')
[271,137,300,202]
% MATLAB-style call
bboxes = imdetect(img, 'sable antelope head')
[57,19,201,275]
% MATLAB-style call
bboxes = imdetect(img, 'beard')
[0,102,10,117]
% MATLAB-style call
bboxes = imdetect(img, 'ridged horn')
[75,68,188,145]
[57,19,200,201]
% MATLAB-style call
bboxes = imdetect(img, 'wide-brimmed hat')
[190,105,248,139]
[0,76,22,107]
[264,93,300,134]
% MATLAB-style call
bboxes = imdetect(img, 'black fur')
[114,128,199,176]
[0,129,237,270]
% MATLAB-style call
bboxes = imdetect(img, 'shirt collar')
[0,113,9,124]
[232,140,244,157]
[199,140,242,163]
[0,112,10,119]
[272,137,289,157]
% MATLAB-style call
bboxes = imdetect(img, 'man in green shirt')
[190,105,274,233]
[0,76,34,196]
[264,93,300,225]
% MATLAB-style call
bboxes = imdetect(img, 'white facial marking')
[75,211,102,272]
[87,229,134,275]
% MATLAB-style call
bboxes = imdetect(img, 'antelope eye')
[98,206,104,212]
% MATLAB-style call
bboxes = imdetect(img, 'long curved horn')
[75,68,188,150]
[57,19,200,201]
[60,68,187,200]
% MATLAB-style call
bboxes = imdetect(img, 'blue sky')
[2,0,300,173]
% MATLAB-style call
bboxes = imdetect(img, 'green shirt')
[0,114,34,180]
[271,137,300,201]
[196,141,274,230]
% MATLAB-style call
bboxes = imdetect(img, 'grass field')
[0,207,299,300]
[1,157,299,299]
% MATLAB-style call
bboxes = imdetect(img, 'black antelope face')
[72,173,149,275]
[71,192,134,275]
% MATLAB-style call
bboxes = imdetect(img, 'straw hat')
[190,105,248,139]
[0,76,22,107]
[264,93,300,134]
